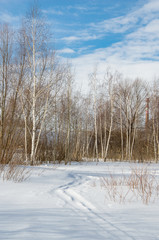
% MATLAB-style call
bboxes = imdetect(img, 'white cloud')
[67,5,88,11]
[90,14,137,34]
[141,0,159,13]
[59,0,159,92]
[60,0,159,46]
[77,46,93,54]
[58,48,75,54]
[127,19,159,40]
[62,33,103,42]
[70,50,159,93]
[144,19,159,33]
[42,9,63,15]
[0,12,19,23]
[62,36,80,42]
[89,0,159,36]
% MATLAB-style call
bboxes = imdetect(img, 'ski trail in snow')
[57,188,96,211]
[56,188,115,239]
[55,171,135,240]
[67,188,96,210]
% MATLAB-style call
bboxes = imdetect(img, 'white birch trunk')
[31,18,36,165]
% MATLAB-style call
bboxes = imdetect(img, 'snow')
[0,162,159,240]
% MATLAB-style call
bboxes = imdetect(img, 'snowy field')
[0,162,159,240]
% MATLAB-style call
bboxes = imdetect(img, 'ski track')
[50,170,136,240]
[1,163,159,239]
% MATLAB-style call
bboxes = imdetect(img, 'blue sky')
[0,0,159,90]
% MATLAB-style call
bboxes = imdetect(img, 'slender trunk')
[119,95,124,161]
[99,112,104,159]
[94,102,98,161]
[104,97,114,161]
[103,106,107,159]
[126,100,129,160]
[156,116,159,163]
[93,78,98,162]
[24,116,28,163]
[130,113,137,160]
[152,113,157,162]
[65,77,71,165]
[31,20,36,165]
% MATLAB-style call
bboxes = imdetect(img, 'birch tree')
[89,67,99,161]
[103,69,117,161]
[22,6,51,164]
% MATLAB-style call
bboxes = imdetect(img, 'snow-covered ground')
[0,162,159,240]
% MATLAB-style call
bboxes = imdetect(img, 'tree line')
[0,6,159,165]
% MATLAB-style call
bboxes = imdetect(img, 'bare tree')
[89,67,99,161]
[103,69,117,161]
[21,5,51,164]
[0,24,25,164]
[114,78,148,160]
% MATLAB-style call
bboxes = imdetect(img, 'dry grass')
[100,166,159,205]
[0,162,31,182]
